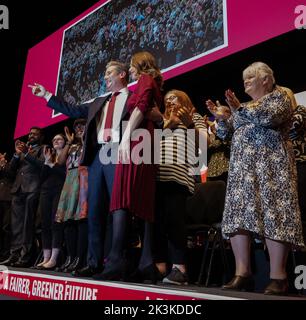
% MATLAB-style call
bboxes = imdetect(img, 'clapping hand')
[206,100,231,120]
[0,152,6,161]
[176,106,194,128]
[164,107,181,129]
[203,115,208,125]
[28,83,47,98]
[225,89,241,111]
[169,109,181,127]
[64,126,74,145]
[15,140,28,155]
[0,152,7,168]
[43,146,53,164]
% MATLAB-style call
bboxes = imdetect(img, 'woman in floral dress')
[206,62,304,295]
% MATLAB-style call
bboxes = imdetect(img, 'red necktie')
[103,92,120,142]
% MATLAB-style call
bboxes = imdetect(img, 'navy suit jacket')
[47,93,129,166]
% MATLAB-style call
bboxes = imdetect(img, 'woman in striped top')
[154,90,209,285]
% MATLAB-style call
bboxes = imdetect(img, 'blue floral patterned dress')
[217,88,304,246]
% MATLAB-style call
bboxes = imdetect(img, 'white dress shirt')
[96,87,129,144]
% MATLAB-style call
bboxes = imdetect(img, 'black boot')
[66,257,80,272]
[93,259,127,281]
[72,265,103,277]
[127,264,164,284]
[56,256,73,272]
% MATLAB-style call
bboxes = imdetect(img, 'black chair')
[186,181,231,286]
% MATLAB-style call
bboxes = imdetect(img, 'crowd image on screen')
[57,0,225,105]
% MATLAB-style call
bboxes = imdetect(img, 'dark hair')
[30,126,44,134]
[73,119,87,129]
[29,126,44,141]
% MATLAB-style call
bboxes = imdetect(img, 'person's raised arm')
[28,83,89,119]
[56,127,74,166]
[206,99,233,140]
[176,106,210,147]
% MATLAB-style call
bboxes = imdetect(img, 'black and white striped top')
[157,113,207,194]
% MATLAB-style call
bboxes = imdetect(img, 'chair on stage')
[186,180,231,286]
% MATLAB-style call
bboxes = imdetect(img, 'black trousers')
[39,188,62,249]
[153,181,189,265]
[10,191,39,261]
[0,201,11,258]
[64,219,88,265]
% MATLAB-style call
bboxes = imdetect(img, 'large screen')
[15,0,300,138]
[56,0,226,109]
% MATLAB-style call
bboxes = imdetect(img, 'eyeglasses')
[165,95,178,102]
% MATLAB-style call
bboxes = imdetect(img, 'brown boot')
[264,279,289,295]
[222,275,255,292]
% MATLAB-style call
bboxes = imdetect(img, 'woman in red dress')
[100,51,163,281]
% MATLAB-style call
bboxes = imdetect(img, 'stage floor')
[1,267,306,300]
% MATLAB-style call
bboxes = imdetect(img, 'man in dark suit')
[29,61,131,276]
[1,127,45,267]
[29,60,163,276]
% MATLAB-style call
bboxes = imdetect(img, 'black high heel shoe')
[127,264,164,284]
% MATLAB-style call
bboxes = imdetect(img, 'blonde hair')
[243,62,275,92]
[164,90,195,119]
[131,51,163,88]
